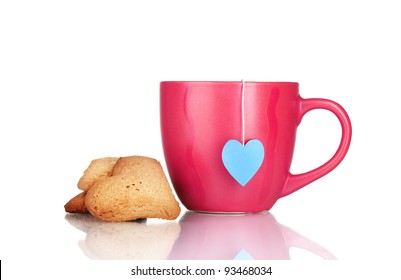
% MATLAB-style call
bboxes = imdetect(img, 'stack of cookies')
[64,156,181,222]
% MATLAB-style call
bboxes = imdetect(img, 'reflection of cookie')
[85,156,180,222]
[84,221,181,259]
[64,192,89,213]
[65,213,180,259]
[77,157,119,191]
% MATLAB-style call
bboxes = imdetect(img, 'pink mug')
[160,81,352,212]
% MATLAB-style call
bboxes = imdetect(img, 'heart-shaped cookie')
[65,156,181,222]
[85,156,181,222]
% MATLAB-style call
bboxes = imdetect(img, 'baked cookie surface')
[64,192,89,214]
[77,157,119,191]
[85,156,180,221]
[66,156,180,222]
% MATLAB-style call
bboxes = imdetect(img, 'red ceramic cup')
[160,81,352,213]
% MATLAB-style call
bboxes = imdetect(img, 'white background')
[1,0,400,279]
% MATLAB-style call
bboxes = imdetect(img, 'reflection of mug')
[160,81,352,212]
[168,212,336,260]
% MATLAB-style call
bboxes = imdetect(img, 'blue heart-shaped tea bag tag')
[222,139,264,186]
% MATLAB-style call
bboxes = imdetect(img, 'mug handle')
[280,98,352,197]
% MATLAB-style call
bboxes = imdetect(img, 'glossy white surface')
[64,211,336,260]
[1,0,400,279]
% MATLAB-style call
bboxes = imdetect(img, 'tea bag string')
[241,79,245,145]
